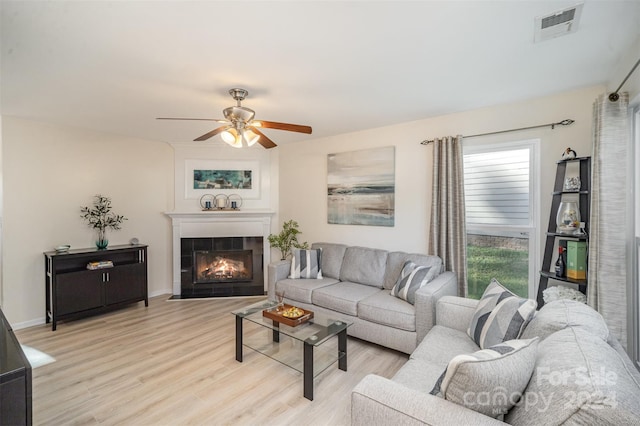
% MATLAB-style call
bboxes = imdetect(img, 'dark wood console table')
[44,244,148,331]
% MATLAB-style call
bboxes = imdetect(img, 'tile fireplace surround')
[165,210,274,298]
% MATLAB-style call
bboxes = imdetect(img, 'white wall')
[278,86,602,260]
[1,117,174,327]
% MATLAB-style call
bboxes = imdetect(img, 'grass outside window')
[467,243,529,299]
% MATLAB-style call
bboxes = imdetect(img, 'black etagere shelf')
[536,157,590,308]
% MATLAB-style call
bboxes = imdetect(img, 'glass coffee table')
[232,299,351,400]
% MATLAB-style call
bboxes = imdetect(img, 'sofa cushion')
[411,325,480,365]
[384,251,443,290]
[289,248,323,279]
[506,328,640,425]
[430,338,539,419]
[390,261,434,304]
[275,277,339,304]
[468,278,537,349]
[521,299,609,341]
[311,242,348,279]
[391,358,447,394]
[358,290,416,332]
[312,282,381,316]
[339,247,388,288]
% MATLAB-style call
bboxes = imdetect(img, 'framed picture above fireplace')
[185,159,260,199]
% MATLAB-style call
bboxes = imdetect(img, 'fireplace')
[166,210,273,298]
[180,236,264,298]
[194,250,253,283]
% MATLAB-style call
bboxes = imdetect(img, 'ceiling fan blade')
[157,117,228,123]
[254,120,312,134]
[194,126,229,141]
[250,128,277,149]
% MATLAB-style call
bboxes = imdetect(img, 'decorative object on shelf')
[542,285,586,304]
[556,201,580,234]
[566,241,587,279]
[214,194,229,209]
[228,194,243,210]
[199,194,215,210]
[130,237,139,245]
[268,219,309,260]
[561,147,577,160]
[55,245,70,253]
[555,246,565,278]
[563,176,581,192]
[86,260,114,270]
[80,194,127,250]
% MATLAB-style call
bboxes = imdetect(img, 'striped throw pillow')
[289,249,323,279]
[468,278,537,349]
[430,337,539,418]
[390,261,433,304]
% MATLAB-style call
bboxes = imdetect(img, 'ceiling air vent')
[534,3,584,43]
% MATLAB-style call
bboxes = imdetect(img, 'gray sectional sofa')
[352,297,640,425]
[267,242,458,354]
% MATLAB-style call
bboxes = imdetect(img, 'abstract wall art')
[327,146,395,226]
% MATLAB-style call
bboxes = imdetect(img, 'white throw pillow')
[289,248,323,279]
[468,278,537,349]
[390,261,433,304]
[430,337,539,418]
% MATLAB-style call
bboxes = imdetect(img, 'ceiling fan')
[157,88,312,149]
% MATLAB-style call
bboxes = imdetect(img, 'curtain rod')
[420,119,575,145]
[609,57,640,102]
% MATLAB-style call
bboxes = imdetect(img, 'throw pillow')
[430,337,539,418]
[289,248,323,279]
[468,278,537,349]
[390,261,433,304]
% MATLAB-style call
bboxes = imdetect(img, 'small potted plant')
[268,219,309,260]
[81,195,127,249]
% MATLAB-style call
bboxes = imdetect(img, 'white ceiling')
[2,1,639,147]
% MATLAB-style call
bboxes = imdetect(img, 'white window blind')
[463,148,530,226]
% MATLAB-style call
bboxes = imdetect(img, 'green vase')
[96,230,108,249]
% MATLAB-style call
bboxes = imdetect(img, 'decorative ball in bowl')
[55,245,71,253]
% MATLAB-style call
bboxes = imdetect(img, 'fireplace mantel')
[165,210,275,296]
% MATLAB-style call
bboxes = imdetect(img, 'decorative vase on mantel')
[96,229,109,249]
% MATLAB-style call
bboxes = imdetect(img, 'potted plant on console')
[81,194,127,249]
[268,219,308,260]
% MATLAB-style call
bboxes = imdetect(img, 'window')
[463,140,539,299]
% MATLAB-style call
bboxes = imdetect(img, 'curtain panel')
[429,136,468,296]
[589,92,629,348]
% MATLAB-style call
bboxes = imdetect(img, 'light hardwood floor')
[15,295,408,425]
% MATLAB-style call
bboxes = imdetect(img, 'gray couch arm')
[352,375,504,426]
[414,271,457,344]
[436,296,479,332]
[267,260,290,298]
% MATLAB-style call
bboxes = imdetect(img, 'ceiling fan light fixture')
[243,129,260,147]
[221,128,243,148]
[158,87,312,149]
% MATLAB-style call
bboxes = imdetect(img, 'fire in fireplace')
[193,250,253,284]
